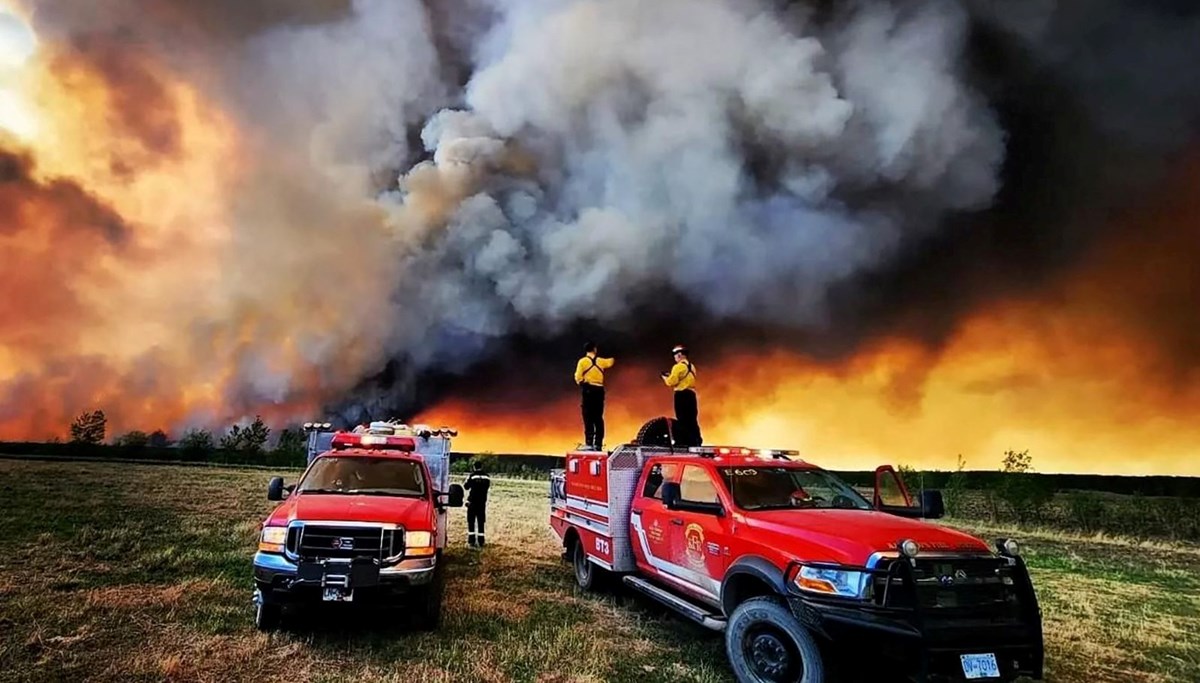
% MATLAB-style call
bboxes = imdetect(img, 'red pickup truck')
[253,423,464,631]
[549,418,1044,683]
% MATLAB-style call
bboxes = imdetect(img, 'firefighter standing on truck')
[574,341,614,451]
[464,461,491,548]
[662,344,702,447]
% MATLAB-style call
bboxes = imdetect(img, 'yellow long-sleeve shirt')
[663,360,697,391]
[574,354,614,386]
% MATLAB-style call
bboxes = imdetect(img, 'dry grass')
[0,460,1197,682]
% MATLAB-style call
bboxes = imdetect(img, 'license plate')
[960,653,1000,679]
[322,587,353,602]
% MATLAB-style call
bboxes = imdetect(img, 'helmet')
[672,344,687,355]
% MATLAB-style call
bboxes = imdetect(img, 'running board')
[622,575,726,632]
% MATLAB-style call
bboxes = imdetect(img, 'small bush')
[69,410,107,445]
[1065,491,1107,533]
[113,431,150,448]
[274,428,306,457]
[942,455,970,517]
[219,417,270,454]
[178,429,215,456]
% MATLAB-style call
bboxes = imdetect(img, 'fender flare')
[720,555,788,615]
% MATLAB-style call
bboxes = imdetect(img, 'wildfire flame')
[1,3,1198,478]
[423,156,1200,476]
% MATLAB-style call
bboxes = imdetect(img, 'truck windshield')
[297,457,426,497]
[718,467,872,511]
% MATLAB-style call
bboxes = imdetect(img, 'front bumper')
[253,551,437,606]
[785,553,1045,682]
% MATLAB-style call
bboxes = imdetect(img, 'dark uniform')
[464,463,491,547]
[574,343,615,450]
[662,344,702,447]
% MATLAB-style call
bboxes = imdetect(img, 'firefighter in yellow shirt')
[574,342,615,450]
[661,344,702,447]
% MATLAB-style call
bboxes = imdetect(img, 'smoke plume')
[1,0,1198,473]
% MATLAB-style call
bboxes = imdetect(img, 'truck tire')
[255,599,282,632]
[725,597,824,683]
[635,416,677,447]
[413,559,447,631]
[572,537,605,592]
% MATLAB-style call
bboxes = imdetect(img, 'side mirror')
[920,489,945,519]
[439,482,460,508]
[267,476,285,501]
[661,482,681,509]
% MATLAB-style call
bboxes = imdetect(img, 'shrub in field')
[178,429,215,457]
[996,450,1055,525]
[69,409,107,445]
[219,416,270,454]
[1064,491,1107,533]
[274,428,306,457]
[113,431,150,448]
[942,455,970,517]
[148,430,170,448]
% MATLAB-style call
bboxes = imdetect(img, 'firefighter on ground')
[662,344,702,447]
[464,461,491,548]
[574,341,614,451]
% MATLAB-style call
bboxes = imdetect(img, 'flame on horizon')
[1,2,1198,478]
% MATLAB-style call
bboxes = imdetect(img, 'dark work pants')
[467,504,487,547]
[673,389,702,447]
[581,384,605,449]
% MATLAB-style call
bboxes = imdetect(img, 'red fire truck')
[549,418,1044,683]
[252,421,464,631]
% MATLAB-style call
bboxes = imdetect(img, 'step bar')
[622,575,726,632]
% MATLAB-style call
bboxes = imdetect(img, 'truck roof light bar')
[330,432,416,451]
[302,422,334,432]
[687,446,801,459]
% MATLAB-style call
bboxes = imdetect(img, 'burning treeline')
[0,1,1198,475]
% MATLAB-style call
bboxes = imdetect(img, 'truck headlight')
[258,526,287,554]
[795,565,870,599]
[405,530,435,558]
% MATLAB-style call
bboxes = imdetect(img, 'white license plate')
[960,653,1001,679]
[322,587,353,602]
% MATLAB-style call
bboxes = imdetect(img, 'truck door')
[873,465,913,508]
[630,462,679,579]
[666,464,728,603]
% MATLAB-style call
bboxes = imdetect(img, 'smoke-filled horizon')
[1,0,1198,474]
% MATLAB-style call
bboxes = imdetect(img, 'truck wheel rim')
[743,626,798,682]
[575,548,590,581]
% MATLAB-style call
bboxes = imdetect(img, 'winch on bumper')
[253,521,437,608]
[253,552,438,605]
[784,544,1045,682]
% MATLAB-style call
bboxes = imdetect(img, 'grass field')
[1,460,1197,683]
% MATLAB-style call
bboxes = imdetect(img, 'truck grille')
[873,556,1020,617]
[286,524,400,562]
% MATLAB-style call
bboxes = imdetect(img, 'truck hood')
[266,493,433,528]
[741,509,991,565]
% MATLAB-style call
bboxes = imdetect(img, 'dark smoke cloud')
[5,0,1199,434]
[341,0,1200,423]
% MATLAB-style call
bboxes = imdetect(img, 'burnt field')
[1,459,1198,683]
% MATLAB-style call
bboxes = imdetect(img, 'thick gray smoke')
[330,0,1007,417]
[8,0,1198,433]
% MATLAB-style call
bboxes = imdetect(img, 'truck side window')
[642,463,679,499]
[679,465,719,504]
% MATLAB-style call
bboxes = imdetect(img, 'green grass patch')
[1,460,1197,682]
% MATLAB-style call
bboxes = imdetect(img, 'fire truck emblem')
[648,519,664,544]
[684,523,707,571]
[332,537,354,550]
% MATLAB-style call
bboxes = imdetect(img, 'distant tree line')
[3,408,1196,540]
